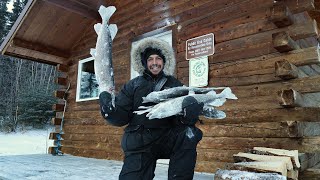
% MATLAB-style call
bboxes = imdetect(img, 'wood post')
[52,104,65,112]
[51,118,62,125]
[272,31,300,52]
[278,89,305,107]
[49,132,64,140]
[275,60,303,80]
[54,90,69,100]
[56,64,68,72]
[270,3,293,28]
[55,77,68,86]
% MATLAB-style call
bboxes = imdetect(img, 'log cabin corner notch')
[1,0,320,177]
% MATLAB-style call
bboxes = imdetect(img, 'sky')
[7,0,14,12]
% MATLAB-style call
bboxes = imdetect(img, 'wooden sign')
[186,33,214,60]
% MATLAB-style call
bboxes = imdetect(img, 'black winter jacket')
[100,71,183,128]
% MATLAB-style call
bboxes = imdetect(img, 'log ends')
[272,31,300,53]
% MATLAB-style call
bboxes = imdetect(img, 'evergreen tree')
[8,0,27,29]
[0,0,57,132]
[0,0,10,42]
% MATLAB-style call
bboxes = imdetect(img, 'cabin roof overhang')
[1,0,320,65]
[0,0,105,65]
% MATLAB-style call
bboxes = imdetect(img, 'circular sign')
[192,61,206,77]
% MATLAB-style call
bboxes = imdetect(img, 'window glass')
[76,57,99,102]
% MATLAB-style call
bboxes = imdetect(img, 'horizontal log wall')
[61,0,320,173]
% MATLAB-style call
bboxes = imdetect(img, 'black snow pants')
[119,124,203,180]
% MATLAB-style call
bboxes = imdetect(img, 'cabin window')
[131,30,172,79]
[76,57,99,102]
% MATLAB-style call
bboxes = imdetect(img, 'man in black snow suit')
[99,37,204,180]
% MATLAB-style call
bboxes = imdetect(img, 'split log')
[272,31,300,52]
[225,161,288,176]
[275,60,305,80]
[233,152,294,170]
[251,147,300,169]
[288,170,299,180]
[270,3,293,28]
[214,169,286,180]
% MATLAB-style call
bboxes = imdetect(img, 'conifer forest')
[0,0,57,132]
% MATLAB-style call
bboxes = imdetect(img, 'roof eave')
[0,0,37,56]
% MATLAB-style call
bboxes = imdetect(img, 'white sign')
[186,33,214,60]
[189,57,208,87]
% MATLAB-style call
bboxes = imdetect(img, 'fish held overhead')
[90,5,118,107]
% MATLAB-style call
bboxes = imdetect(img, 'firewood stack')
[214,147,300,180]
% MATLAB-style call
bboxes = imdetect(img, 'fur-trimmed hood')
[131,37,176,76]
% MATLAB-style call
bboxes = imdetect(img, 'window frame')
[76,56,99,102]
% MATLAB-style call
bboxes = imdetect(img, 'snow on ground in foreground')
[0,129,214,179]
[0,129,54,156]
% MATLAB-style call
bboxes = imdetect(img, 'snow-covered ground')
[0,129,214,179]
[0,129,53,156]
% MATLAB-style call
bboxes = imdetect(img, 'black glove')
[99,91,115,118]
[180,96,204,125]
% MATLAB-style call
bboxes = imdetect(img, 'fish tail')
[93,23,102,35]
[109,24,118,40]
[98,6,116,23]
[220,87,237,100]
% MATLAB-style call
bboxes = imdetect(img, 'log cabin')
[1,0,320,178]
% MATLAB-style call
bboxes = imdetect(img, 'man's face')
[147,54,164,75]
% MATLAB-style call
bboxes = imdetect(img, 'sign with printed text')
[189,57,208,87]
[186,33,214,60]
